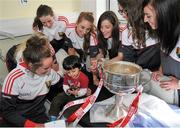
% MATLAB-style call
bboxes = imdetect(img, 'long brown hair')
[118,0,155,48]
[76,12,96,54]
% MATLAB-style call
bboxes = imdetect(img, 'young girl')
[33,4,66,52]
[1,34,60,127]
[49,55,89,118]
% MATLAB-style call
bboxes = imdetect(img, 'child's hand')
[67,89,73,95]
[71,89,79,96]
[86,88,92,96]
[67,89,79,96]
[76,82,80,88]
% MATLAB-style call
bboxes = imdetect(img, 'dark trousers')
[49,92,85,116]
[50,39,64,53]
[119,44,161,71]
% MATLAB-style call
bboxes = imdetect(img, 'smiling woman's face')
[76,19,92,38]
[144,4,157,29]
[39,15,54,28]
[100,19,113,39]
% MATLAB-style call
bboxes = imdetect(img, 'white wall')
[95,0,107,25]
[0,0,82,39]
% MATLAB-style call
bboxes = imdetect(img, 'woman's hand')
[68,48,76,56]
[152,70,163,81]
[32,26,40,32]
[93,74,99,86]
[160,76,179,90]
[89,59,98,73]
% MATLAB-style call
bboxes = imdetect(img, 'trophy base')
[90,103,127,123]
[105,104,127,121]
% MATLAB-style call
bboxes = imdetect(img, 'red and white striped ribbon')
[57,62,142,127]
[107,86,143,128]
[57,78,103,126]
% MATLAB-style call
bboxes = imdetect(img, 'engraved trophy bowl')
[100,61,151,122]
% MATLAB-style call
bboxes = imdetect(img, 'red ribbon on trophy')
[107,88,142,128]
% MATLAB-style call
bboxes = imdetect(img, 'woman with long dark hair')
[97,11,122,61]
[117,0,160,71]
[143,0,180,105]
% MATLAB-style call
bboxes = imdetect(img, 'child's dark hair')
[63,55,82,70]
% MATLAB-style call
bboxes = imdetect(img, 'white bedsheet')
[90,93,180,127]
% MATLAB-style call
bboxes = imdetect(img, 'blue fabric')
[128,104,179,127]
[129,112,165,127]
[169,104,180,114]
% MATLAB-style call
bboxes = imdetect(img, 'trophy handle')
[139,69,152,86]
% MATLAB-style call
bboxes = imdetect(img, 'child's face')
[39,15,54,28]
[66,68,80,79]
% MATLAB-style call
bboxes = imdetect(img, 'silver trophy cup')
[96,61,151,122]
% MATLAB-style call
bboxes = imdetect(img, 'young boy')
[48,55,89,119]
